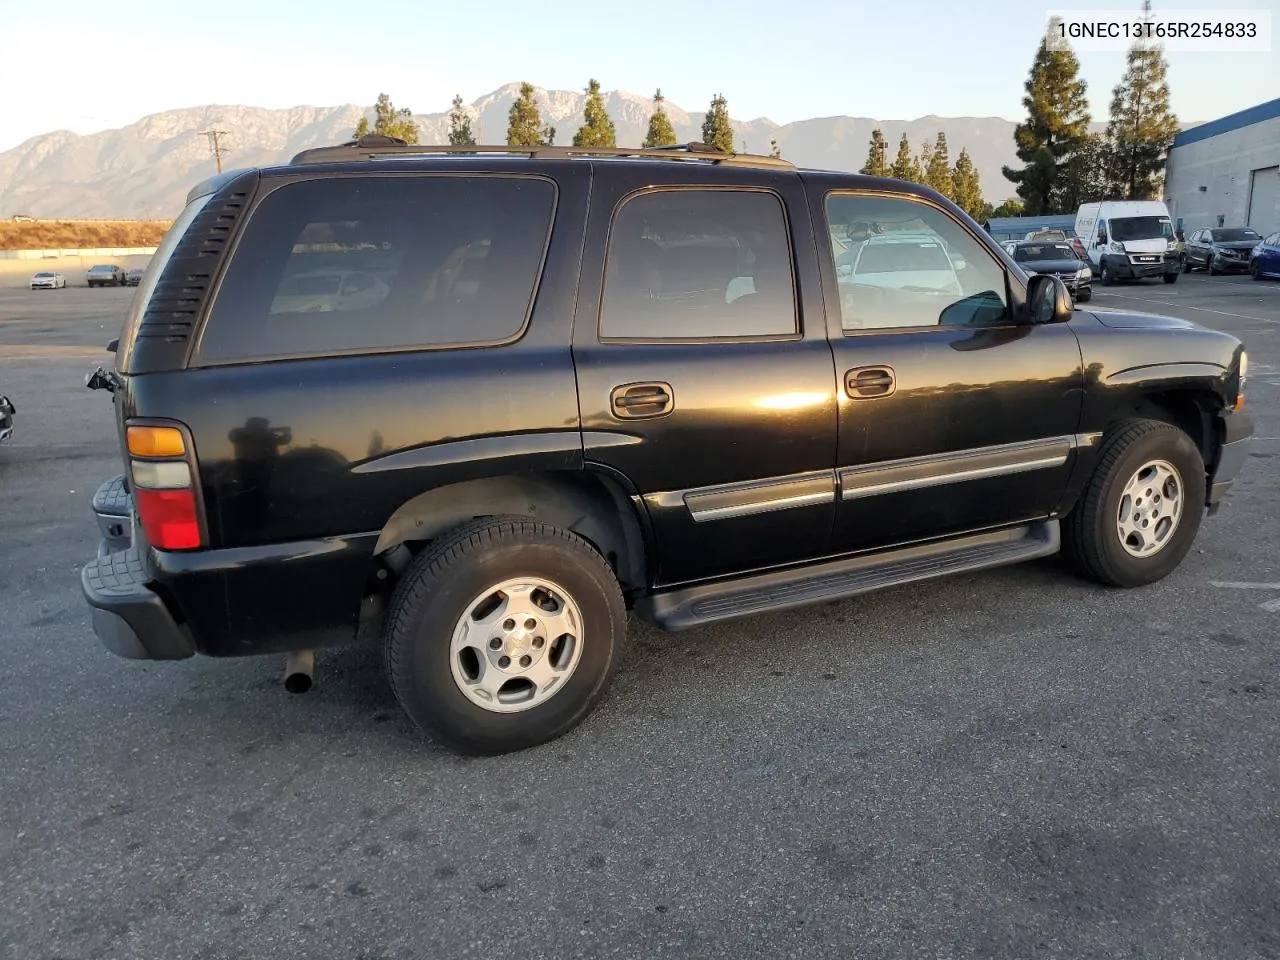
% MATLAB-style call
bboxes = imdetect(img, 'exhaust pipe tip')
[284,650,315,694]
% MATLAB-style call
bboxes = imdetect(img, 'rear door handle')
[845,365,896,399]
[610,382,674,419]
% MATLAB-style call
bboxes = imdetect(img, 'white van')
[1075,200,1180,285]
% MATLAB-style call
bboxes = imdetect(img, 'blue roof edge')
[1172,98,1280,149]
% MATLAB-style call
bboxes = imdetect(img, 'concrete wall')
[0,251,155,288]
[1165,113,1280,237]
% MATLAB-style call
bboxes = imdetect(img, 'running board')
[637,520,1060,631]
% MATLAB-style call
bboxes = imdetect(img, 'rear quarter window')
[194,175,556,364]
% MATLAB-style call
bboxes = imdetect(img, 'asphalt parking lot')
[2,275,1279,960]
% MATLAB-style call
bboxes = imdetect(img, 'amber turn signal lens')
[127,425,186,458]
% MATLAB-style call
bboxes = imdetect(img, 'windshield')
[277,275,343,297]
[1110,217,1174,242]
[33,272,52,277]
[1211,228,1261,242]
[1015,243,1077,263]
[856,241,953,273]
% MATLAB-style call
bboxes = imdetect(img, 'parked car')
[0,393,13,444]
[1184,227,1264,275]
[80,138,1253,755]
[1249,232,1280,280]
[1075,201,1180,285]
[29,271,66,290]
[1007,240,1093,302]
[86,264,125,287]
[123,268,145,287]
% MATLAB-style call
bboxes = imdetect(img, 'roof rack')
[289,135,795,170]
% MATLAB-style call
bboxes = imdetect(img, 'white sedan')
[30,271,67,290]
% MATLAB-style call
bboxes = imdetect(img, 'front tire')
[1162,270,1178,284]
[1100,261,1113,285]
[1076,289,1092,303]
[1208,255,1219,276]
[1181,256,1191,274]
[1252,261,1264,281]
[1063,419,1205,588]
[383,517,626,755]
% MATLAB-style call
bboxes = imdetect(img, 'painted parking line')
[1092,292,1280,324]
[1209,581,1280,590]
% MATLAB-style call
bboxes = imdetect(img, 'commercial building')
[1164,98,1280,237]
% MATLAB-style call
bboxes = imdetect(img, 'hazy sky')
[0,0,1275,152]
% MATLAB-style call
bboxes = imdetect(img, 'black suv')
[81,138,1253,755]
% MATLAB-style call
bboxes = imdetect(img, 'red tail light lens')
[133,488,202,550]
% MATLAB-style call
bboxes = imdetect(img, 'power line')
[199,129,229,174]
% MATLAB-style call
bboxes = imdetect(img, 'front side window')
[826,193,1009,331]
[197,175,555,364]
[599,189,797,340]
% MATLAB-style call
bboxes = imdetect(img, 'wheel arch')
[373,470,652,593]
[1126,388,1224,468]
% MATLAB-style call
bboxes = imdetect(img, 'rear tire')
[383,517,626,755]
[1062,419,1205,588]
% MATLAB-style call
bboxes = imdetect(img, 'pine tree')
[447,94,476,146]
[925,132,954,199]
[572,78,617,148]
[1057,133,1109,210]
[1001,18,1091,214]
[1105,40,1180,200]
[860,129,890,177]
[890,133,921,182]
[642,89,677,148]
[769,138,782,159]
[507,82,554,147]
[352,93,420,144]
[701,94,734,153]
[951,147,984,218]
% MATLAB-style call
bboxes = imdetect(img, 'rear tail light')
[126,423,203,550]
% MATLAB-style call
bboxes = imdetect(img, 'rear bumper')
[82,476,377,659]
[81,548,197,659]
[1207,411,1253,510]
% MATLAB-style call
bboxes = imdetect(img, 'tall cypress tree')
[572,78,617,148]
[860,129,890,177]
[642,89,677,148]
[1105,41,1180,200]
[701,94,734,152]
[890,133,921,182]
[447,94,476,146]
[507,82,554,147]
[925,132,954,199]
[951,148,985,219]
[1002,18,1091,214]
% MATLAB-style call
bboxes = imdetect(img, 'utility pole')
[199,130,229,173]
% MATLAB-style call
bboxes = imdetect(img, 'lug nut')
[498,656,511,669]
[524,618,536,630]
[503,619,515,631]
[519,655,532,667]
[533,636,545,649]
[489,638,502,650]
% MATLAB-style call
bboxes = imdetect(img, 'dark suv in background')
[81,137,1253,755]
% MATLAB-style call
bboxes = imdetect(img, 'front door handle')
[845,365,896,399]
[610,381,674,419]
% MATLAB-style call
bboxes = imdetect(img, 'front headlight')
[1077,266,1091,278]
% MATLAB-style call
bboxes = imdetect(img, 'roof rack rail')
[289,136,795,170]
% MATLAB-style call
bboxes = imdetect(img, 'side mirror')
[106,338,119,353]
[1097,232,1108,245]
[1026,274,1074,323]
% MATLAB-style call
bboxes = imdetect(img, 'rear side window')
[599,189,797,340]
[195,175,555,364]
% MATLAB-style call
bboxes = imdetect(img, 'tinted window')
[197,175,555,363]
[599,189,796,340]
[826,193,1009,331]
[1211,228,1261,242]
